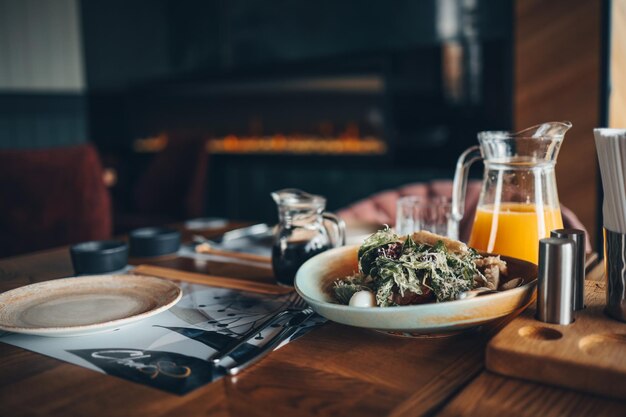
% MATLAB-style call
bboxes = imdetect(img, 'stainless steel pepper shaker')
[551,229,585,310]
[536,237,575,325]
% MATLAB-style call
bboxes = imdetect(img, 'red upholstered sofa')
[0,144,112,258]
[113,136,209,233]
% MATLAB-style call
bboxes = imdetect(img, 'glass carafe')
[452,121,572,264]
[271,189,345,286]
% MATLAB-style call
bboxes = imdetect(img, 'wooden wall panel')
[515,0,602,248]
[610,0,626,128]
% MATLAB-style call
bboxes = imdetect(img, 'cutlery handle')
[210,309,294,364]
[132,265,293,295]
[226,312,314,376]
[194,244,271,264]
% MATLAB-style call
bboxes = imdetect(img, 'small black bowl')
[129,227,181,257]
[70,240,129,275]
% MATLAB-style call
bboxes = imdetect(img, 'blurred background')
[0,0,619,257]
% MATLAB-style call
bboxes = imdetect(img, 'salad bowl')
[294,245,538,335]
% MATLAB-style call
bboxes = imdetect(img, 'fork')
[209,297,308,364]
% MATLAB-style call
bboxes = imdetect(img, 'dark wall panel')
[0,94,87,149]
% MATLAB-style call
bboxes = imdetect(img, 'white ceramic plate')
[0,274,182,337]
[295,246,538,335]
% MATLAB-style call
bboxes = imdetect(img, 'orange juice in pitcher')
[468,203,563,264]
[452,122,572,264]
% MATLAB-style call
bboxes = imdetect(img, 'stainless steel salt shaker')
[551,229,585,310]
[536,237,575,325]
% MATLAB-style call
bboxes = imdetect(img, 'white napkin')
[594,128,626,233]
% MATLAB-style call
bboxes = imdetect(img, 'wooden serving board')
[486,280,626,400]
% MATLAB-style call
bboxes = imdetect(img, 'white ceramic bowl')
[295,245,537,335]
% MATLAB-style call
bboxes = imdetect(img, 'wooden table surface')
[1,228,625,417]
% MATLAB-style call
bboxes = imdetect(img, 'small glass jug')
[271,189,346,285]
[452,121,572,264]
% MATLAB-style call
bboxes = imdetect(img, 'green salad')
[334,228,508,307]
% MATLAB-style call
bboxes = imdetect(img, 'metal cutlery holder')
[603,228,626,322]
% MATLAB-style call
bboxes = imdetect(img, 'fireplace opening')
[84,0,514,229]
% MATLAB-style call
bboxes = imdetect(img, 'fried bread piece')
[410,230,469,255]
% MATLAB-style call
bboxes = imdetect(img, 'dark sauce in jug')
[272,240,331,286]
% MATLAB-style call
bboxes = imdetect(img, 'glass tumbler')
[395,196,458,239]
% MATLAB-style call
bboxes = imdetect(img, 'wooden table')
[1,231,625,417]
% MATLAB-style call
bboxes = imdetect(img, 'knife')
[225,308,315,376]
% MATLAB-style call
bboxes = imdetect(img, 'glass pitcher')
[452,121,572,264]
[271,188,346,285]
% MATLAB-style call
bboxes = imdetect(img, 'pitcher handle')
[452,145,483,223]
[323,212,346,247]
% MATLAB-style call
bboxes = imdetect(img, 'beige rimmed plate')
[0,274,182,337]
[295,245,538,335]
